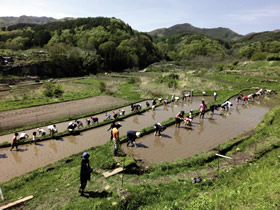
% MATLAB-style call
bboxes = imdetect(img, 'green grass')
[1,98,280,209]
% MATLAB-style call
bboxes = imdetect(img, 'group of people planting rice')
[6,88,278,196]
[9,88,277,153]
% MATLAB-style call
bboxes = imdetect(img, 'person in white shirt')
[19,132,29,140]
[37,128,46,136]
[48,125,57,136]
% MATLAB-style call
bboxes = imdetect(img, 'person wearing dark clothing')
[91,116,99,124]
[152,99,157,106]
[236,94,243,103]
[68,122,77,133]
[75,120,83,129]
[210,104,219,114]
[175,111,185,127]
[79,152,92,195]
[107,121,117,141]
[10,132,19,151]
[146,101,150,107]
[126,130,141,147]
[131,104,142,112]
[154,123,165,136]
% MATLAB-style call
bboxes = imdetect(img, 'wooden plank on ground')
[0,195,34,210]
[103,167,124,178]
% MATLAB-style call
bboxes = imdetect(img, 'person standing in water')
[10,132,19,151]
[199,100,207,119]
[175,110,185,127]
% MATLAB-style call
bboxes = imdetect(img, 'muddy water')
[0,99,150,143]
[0,97,210,182]
[122,96,280,164]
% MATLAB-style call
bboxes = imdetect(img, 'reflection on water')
[154,136,165,148]
[133,115,139,124]
[174,127,182,144]
[11,150,22,163]
[34,144,39,157]
[197,119,204,135]
[48,140,57,153]
[67,135,77,144]
[152,110,156,120]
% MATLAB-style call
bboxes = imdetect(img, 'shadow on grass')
[82,190,112,198]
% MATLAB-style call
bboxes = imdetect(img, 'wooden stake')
[0,195,34,210]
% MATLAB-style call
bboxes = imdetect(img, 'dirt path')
[0,96,128,131]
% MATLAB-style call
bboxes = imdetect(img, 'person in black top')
[154,123,165,136]
[210,104,220,114]
[126,131,141,147]
[146,101,150,107]
[79,152,92,195]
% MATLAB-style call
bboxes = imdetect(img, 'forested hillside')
[152,29,280,64]
[0,17,280,78]
[0,17,162,77]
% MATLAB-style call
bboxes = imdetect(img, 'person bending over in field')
[175,110,185,127]
[154,122,165,136]
[19,132,29,140]
[91,116,99,124]
[126,130,141,147]
[221,101,233,111]
[48,124,57,136]
[37,128,46,136]
[75,120,83,129]
[68,122,77,133]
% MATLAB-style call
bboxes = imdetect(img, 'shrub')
[42,81,64,98]
[251,52,267,61]
[128,77,141,84]
[98,81,106,92]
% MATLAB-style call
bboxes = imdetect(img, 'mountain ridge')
[0,15,56,27]
[149,23,242,41]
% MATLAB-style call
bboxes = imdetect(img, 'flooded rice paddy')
[0,95,279,182]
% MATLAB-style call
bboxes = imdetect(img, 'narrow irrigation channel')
[0,97,210,182]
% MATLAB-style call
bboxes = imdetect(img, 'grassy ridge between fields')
[2,89,279,209]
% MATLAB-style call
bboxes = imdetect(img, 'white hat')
[136,132,141,137]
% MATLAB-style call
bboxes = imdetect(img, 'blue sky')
[0,0,279,35]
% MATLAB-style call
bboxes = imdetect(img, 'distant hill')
[149,23,242,41]
[0,15,56,27]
